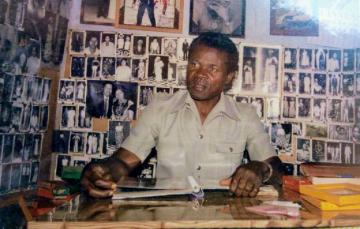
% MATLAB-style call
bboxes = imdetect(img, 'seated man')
[81,32,283,198]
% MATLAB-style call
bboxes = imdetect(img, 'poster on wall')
[270,0,319,36]
[189,0,246,37]
[117,0,184,33]
[81,0,117,25]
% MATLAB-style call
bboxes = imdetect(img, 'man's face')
[89,37,98,48]
[186,44,233,101]
[105,36,110,43]
[104,84,112,96]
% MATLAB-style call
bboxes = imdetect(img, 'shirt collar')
[170,91,241,121]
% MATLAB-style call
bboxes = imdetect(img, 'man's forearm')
[110,147,142,175]
[264,156,283,185]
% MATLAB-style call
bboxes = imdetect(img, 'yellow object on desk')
[301,194,360,211]
[300,183,360,206]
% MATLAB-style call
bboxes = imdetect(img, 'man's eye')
[190,62,198,68]
[210,66,218,72]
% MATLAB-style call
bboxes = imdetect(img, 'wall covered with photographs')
[40,0,360,179]
[0,0,71,196]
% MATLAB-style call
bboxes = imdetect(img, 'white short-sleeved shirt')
[122,91,276,181]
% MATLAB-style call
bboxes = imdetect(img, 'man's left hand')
[219,161,270,198]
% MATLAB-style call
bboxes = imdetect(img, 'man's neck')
[193,95,221,124]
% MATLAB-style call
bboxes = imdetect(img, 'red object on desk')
[283,176,311,192]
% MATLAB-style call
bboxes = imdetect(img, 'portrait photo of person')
[52,130,70,153]
[327,72,341,96]
[86,80,114,118]
[326,142,341,163]
[139,85,154,108]
[55,154,71,179]
[61,105,76,129]
[29,105,40,132]
[342,74,354,97]
[341,99,354,123]
[284,48,297,69]
[86,57,101,78]
[250,97,264,119]
[132,36,147,56]
[312,98,326,122]
[3,73,15,102]
[327,49,341,72]
[85,132,102,155]
[13,134,24,163]
[26,42,41,75]
[70,31,85,54]
[283,72,297,94]
[329,125,350,141]
[282,96,296,119]
[314,48,327,71]
[71,56,85,78]
[328,99,342,123]
[23,134,34,162]
[32,134,42,159]
[116,34,132,56]
[299,48,312,70]
[296,138,311,163]
[10,164,21,189]
[107,121,131,153]
[11,75,24,102]
[298,73,312,95]
[81,0,117,25]
[163,38,177,59]
[77,105,92,129]
[341,143,354,164]
[271,123,292,154]
[2,134,14,163]
[313,73,326,95]
[149,36,161,54]
[75,80,87,103]
[115,58,132,81]
[342,49,355,72]
[262,48,279,93]
[167,62,177,83]
[312,140,325,162]
[32,77,43,103]
[111,82,137,121]
[39,105,49,131]
[41,78,51,103]
[297,97,311,119]
[177,38,191,61]
[20,163,31,188]
[190,0,245,37]
[10,104,23,132]
[69,132,85,153]
[148,55,169,82]
[100,33,116,56]
[84,31,101,56]
[101,57,116,78]
[242,58,255,90]
[58,80,75,102]
[132,58,147,81]
[267,98,280,120]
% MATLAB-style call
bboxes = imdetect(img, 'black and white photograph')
[55,154,71,179]
[167,62,177,83]
[52,130,70,153]
[115,58,132,81]
[70,31,85,54]
[356,73,360,96]
[163,38,177,59]
[190,0,245,37]
[342,49,355,72]
[341,143,353,164]
[32,77,43,102]
[353,124,360,143]
[84,31,101,56]
[328,125,350,141]
[305,123,327,138]
[71,156,90,167]
[283,72,297,94]
[312,140,325,162]
[139,85,154,109]
[327,73,341,96]
[20,163,31,188]
[81,0,117,25]
[242,57,256,91]
[0,74,4,102]
[116,33,132,57]
[148,55,169,82]
[20,103,32,132]
[29,105,40,132]
[2,134,14,163]
[101,57,116,78]
[85,132,102,155]
[313,73,326,95]
[3,73,14,102]
[250,97,264,119]
[77,106,92,129]
[235,96,249,104]
[61,105,76,129]
[13,134,24,163]
[107,121,130,153]
[132,36,147,56]
[284,48,297,69]
[177,38,191,61]
[39,105,49,131]
[132,58,147,81]
[11,75,24,102]
[112,82,138,121]
[176,63,187,86]
[41,78,51,103]
[282,96,296,119]
[342,74,354,97]
[314,48,327,71]
[148,37,162,54]
[69,132,85,154]
[23,134,34,162]
[71,56,85,78]
[296,138,311,163]
[75,80,86,103]
[327,49,341,72]
[326,142,341,163]
[328,99,342,123]
[32,134,42,159]
[100,33,116,56]
[266,98,280,120]
[10,104,23,132]
[156,87,171,95]
[298,73,311,95]
[86,57,101,78]
[297,98,311,118]
[0,102,12,132]
[299,49,313,70]
[356,145,360,164]
[21,76,33,102]
[58,80,75,103]
[356,99,360,124]
[261,48,280,93]
[0,164,11,191]
[341,99,354,123]
[86,80,114,118]
[271,123,292,154]
[26,41,41,75]
[270,0,319,36]
[312,98,326,122]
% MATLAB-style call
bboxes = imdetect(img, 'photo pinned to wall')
[71,56,86,78]
[328,124,351,141]
[283,72,297,94]
[298,72,312,95]
[296,138,311,163]
[356,48,360,72]
[355,99,360,124]
[304,123,327,139]
[132,58,147,81]
[189,0,245,37]
[327,72,341,96]
[12,134,24,163]
[270,0,319,36]
[23,134,34,162]
[77,105,92,130]
[71,155,90,167]
[250,97,265,119]
[100,32,116,57]
[313,73,326,95]
[29,105,40,132]
[176,62,187,86]
[328,99,342,123]
[75,80,87,104]
[31,134,42,160]
[356,145,360,164]
[148,36,162,55]
[84,132,102,156]
[327,49,341,72]
[115,57,132,81]
[0,102,12,132]
[10,103,23,132]
[39,105,49,131]
[85,56,101,78]
[26,41,41,75]
[356,73,360,96]
[112,82,138,121]
[167,62,177,84]
[107,121,130,154]
[70,31,85,54]
[288,122,303,136]
[32,76,44,103]
[312,98,326,122]
[81,0,117,25]
[235,96,249,104]
[266,97,280,120]
[176,37,191,62]
[342,74,354,97]
[55,154,71,180]
[148,55,169,83]
[312,139,325,162]
[117,0,184,33]
[11,75,24,103]
[69,132,86,154]
[132,35,147,56]
[270,123,292,154]
[58,79,75,103]
[314,48,327,71]
[326,142,341,163]
[116,33,132,57]
[156,86,171,96]
[282,96,296,119]
[2,134,14,163]
[86,80,114,119]
[0,164,11,192]
[162,37,177,60]
[3,73,15,102]
[101,57,116,79]
[84,31,101,56]
[20,103,32,132]
[284,48,297,70]
[21,163,31,188]
[41,78,51,103]
[52,130,70,153]
[342,49,355,72]
[60,105,77,130]
[341,142,354,164]
[139,85,155,109]
[341,98,355,123]
[299,49,313,70]
[297,97,311,119]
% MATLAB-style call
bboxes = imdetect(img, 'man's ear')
[224,71,236,91]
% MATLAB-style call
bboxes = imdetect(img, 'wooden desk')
[28,190,360,228]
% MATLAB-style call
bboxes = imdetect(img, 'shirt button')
[199,134,203,139]
[196,166,201,170]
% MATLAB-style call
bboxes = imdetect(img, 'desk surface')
[28,190,360,228]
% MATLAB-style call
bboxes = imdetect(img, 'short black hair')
[188,32,239,74]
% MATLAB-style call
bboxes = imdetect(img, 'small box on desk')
[283,176,311,192]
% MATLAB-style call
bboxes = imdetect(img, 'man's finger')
[88,187,114,198]
[219,177,231,187]
[249,187,259,198]
[95,179,117,190]
[240,183,254,197]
